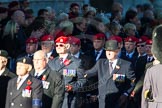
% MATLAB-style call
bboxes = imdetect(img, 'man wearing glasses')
[40,35,58,61]
[48,36,86,108]
[30,50,64,108]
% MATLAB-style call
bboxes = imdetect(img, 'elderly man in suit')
[48,36,86,108]
[5,57,43,108]
[0,50,16,108]
[30,50,65,108]
[85,40,136,108]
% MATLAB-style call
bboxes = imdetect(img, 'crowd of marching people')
[0,0,162,108]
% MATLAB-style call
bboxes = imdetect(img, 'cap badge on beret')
[30,40,33,43]
[128,38,132,41]
[60,39,63,42]
[48,37,51,40]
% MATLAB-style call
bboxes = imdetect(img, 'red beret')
[69,36,81,45]
[70,3,79,8]
[136,38,146,44]
[0,7,7,14]
[8,1,19,8]
[26,37,38,44]
[140,35,149,42]
[40,35,54,42]
[146,39,152,45]
[93,33,106,40]
[108,36,122,43]
[55,36,69,44]
[124,36,137,42]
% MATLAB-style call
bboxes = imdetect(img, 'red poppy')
[27,80,32,85]
[42,75,46,81]
[25,85,31,90]
[64,59,71,66]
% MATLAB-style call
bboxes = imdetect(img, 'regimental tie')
[17,77,22,87]
[59,58,63,65]
[109,62,113,74]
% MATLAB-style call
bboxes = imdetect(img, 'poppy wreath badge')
[22,80,32,97]
[64,59,71,66]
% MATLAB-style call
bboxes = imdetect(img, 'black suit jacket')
[0,68,16,108]
[5,75,43,108]
[30,66,65,108]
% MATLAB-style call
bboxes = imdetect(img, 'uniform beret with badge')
[69,36,81,45]
[17,57,32,65]
[55,36,69,44]
[40,35,54,42]
[108,35,123,43]
[124,36,137,43]
[93,33,106,40]
[146,39,152,45]
[26,37,38,44]
[0,50,8,58]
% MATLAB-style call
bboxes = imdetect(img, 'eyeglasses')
[137,45,145,47]
[56,44,65,47]
[41,42,53,47]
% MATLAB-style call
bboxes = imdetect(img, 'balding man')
[30,50,64,108]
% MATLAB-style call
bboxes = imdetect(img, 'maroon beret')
[124,36,137,43]
[40,35,54,41]
[26,37,38,44]
[93,33,106,40]
[69,36,81,45]
[108,35,122,43]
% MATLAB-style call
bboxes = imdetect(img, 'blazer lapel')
[12,75,31,100]
[111,59,122,75]
[107,59,122,80]
[57,54,73,72]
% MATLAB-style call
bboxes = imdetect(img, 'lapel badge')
[115,65,120,69]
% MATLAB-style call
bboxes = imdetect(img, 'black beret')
[0,50,8,58]
[17,57,32,65]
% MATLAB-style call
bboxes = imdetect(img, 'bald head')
[33,50,47,72]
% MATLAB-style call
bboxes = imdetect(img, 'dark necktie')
[126,54,130,58]
[95,51,99,59]
[109,62,113,74]
[17,78,22,87]
[59,58,63,65]
[35,73,39,78]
